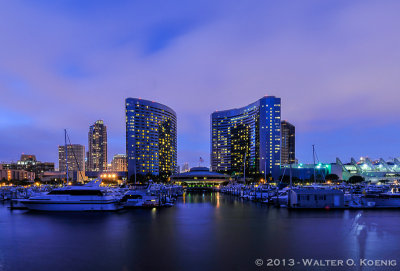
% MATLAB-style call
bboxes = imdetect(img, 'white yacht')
[19,179,123,211]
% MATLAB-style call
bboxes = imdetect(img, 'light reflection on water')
[0,193,399,271]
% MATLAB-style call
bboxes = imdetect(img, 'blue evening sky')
[1,0,400,168]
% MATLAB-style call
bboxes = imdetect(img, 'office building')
[211,96,281,178]
[281,120,295,165]
[126,98,177,180]
[58,144,85,172]
[1,154,54,179]
[111,154,127,172]
[0,166,35,182]
[88,120,107,171]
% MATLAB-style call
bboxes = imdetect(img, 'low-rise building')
[1,154,54,179]
[41,171,66,183]
[0,167,35,182]
[170,167,230,188]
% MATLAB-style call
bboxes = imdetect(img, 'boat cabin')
[289,189,344,208]
[47,189,104,196]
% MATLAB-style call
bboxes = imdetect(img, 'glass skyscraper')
[125,98,177,180]
[211,96,281,178]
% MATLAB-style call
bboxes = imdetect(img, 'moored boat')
[19,179,122,211]
[121,190,160,208]
[361,192,400,208]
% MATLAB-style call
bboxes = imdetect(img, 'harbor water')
[0,192,399,271]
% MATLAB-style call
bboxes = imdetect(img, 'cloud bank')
[1,0,400,166]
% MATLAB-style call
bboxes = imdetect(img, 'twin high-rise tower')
[125,98,177,180]
[211,96,282,178]
[125,96,294,181]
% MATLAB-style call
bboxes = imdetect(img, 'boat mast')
[65,129,69,184]
[134,158,137,185]
[243,153,246,183]
[312,144,316,184]
[289,163,292,206]
[264,157,267,183]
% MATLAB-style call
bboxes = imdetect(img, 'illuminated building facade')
[337,157,400,183]
[111,154,127,172]
[280,163,342,182]
[281,157,400,183]
[88,120,108,171]
[281,120,295,165]
[0,167,35,181]
[211,96,281,178]
[126,98,177,180]
[58,144,85,172]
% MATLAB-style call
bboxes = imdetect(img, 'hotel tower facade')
[211,96,281,178]
[125,98,177,180]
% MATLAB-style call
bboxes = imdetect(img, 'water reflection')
[1,194,400,271]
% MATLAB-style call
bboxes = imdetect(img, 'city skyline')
[1,1,400,167]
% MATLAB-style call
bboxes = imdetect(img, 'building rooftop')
[171,167,229,178]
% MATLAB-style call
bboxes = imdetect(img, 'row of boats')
[221,183,400,209]
[1,179,183,211]
[4,181,400,210]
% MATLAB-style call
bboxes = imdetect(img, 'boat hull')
[19,200,122,211]
[361,197,400,208]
